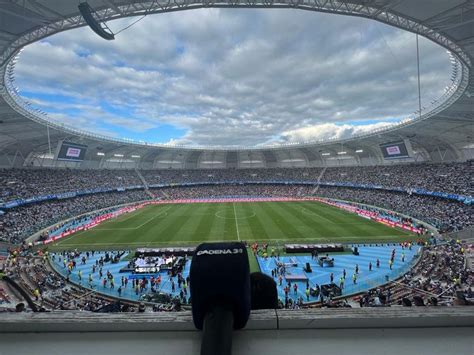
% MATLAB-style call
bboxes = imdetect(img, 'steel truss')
[0,0,472,151]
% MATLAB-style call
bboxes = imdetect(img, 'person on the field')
[369,262,372,271]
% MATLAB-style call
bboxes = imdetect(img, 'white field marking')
[96,205,153,228]
[54,229,89,245]
[215,211,256,220]
[300,207,335,224]
[118,209,149,223]
[54,235,407,247]
[232,202,241,241]
[134,207,172,229]
[94,207,171,231]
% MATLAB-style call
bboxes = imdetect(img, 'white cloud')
[14,8,452,146]
[280,122,394,143]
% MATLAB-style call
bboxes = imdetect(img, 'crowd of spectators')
[157,184,314,199]
[1,249,140,313]
[315,187,473,233]
[321,162,471,195]
[141,161,472,196]
[0,161,471,245]
[0,161,471,204]
[0,168,142,202]
[356,240,473,307]
[1,183,472,245]
[0,190,150,244]
[155,184,472,233]
[2,240,471,312]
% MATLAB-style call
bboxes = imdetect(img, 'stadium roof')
[0,1,472,168]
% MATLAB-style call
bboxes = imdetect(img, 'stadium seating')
[0,161,471,202]
[0,190,150,244]
[2,239,471,312]
[0,162,472,244]
[355,241,473,308]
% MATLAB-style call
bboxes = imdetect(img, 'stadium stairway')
[134,169,155,199]
[311,166,327,195]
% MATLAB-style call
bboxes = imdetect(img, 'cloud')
[280,122,394,143]
[14,8,452,146]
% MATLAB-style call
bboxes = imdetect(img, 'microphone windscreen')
[250,272,278,310]
[190,242,251,330]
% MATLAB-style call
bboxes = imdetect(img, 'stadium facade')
[0,3,473,354]
[0,0,473,170]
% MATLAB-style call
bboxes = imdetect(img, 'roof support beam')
[0,6,47,25]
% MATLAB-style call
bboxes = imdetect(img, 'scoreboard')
[380,140,411,159]
[56,141,87,161]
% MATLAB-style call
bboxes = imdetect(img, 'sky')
[14,8,452,147]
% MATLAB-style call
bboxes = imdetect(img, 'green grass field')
[49,201,416,251]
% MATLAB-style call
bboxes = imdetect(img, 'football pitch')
[49,201,416,251]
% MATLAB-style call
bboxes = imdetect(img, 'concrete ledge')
[276,307,474,329]
[1,307,473,333]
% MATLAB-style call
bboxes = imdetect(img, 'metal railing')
[0,0,470,151]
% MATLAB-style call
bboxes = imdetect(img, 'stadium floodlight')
[321,153,330,156]
[281,159,305,163]
[97,152,105,156]
[131,155,140,158]
[355,149,364,153]
[114,154,124,157]
[337,151,347,155]
[78,2,115,40]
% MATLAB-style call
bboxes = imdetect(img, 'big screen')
[380,141,410,159]
[56,141,87,161]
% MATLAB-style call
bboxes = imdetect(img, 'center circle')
[215,210,256,220]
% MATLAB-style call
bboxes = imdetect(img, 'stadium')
[0,1,473,354]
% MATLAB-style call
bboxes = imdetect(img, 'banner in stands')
[316,198,423,234]
[1,181,471,210]
[39,204,145,245]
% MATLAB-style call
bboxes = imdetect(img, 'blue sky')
[14,9,451,146]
